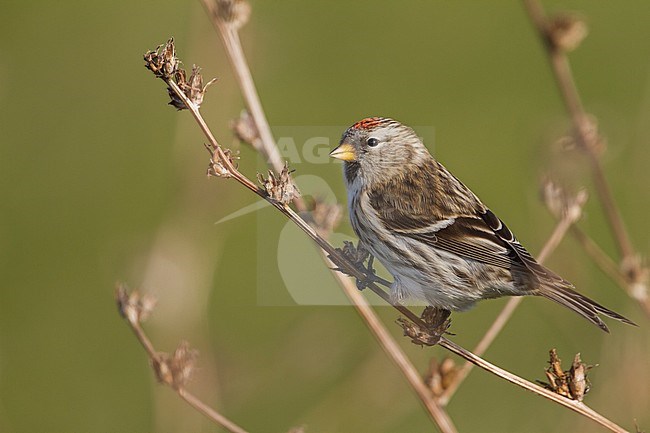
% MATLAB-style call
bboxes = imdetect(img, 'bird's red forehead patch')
[351,117,385,131]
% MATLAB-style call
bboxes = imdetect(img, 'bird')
[329,116,635,332]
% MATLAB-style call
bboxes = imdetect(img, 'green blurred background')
[1,1,648,432]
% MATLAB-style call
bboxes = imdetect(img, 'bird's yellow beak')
[329,142,357,162]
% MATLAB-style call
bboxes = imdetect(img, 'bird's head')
[330,117,429,185]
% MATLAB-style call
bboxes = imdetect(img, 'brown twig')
[438,208,577,405]
[522,0,648,308]
[438,337,629,433]
[115,286,249,433]
[199,0,290,185]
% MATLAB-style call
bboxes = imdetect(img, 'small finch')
[330,117,634,332]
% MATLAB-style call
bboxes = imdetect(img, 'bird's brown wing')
[367,166,559,281]
[365,158,526,271]
[380,205,534,275]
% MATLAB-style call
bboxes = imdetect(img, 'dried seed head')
[425,357,458,397]
[144,38,179,79]
[216,0,251,29]
[547,13,588,52]
[308,198,342,237]
[397,318,442,347]
[167,65,217,111]
[186,65,217,108]
[257,162,300,205]
[145,39,217,111]
[568,353,590,402]
[152,341,199,389]
[555,114,605,156]
[167,69,187,110]
[538,348,593,402]
[397,308,451,347]
[578,115,606,155]
[207,146,237,178]
[231,110,260,146]
[621,254,649,303]
[541,178,587,223]
[115,283,157,324]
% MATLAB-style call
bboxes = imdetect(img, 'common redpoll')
[330,117,634,332]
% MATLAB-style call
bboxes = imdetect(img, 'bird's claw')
[355,254,378,291]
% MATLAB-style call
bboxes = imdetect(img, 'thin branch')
[115,287,249,433]
[571,226,630,290]
[438,212,575,405]
[199,0,289,182]
[178,389,248,433]
[438,337,630,433]
[522,0,639,269]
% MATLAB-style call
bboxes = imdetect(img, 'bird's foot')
[333,241,380,291]
[355,254,380,291]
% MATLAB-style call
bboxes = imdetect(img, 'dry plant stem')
[326,254,458,433]
[199,0,291,182]
[523,0,634,262]
[571,226,630,291]
[438,337,629,433]
[178,389,249,433]
[439,213,574,405]
[571,226,650,317]
[167,82,628,432]
[123,313,249,433]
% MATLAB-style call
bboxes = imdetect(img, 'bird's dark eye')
[367,137,380,147]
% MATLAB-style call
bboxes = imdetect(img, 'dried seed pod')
[257,162,300,205]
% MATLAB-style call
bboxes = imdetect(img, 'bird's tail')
[539,283,636,333]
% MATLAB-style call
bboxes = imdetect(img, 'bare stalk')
[116,287,249,433]
[438,337,629,433]
[438,212,575,405]
[522,0,635,262]
[160,76,629,432]
[178,390,248,433]
[523,0,648,316]
[199,0,288,179]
